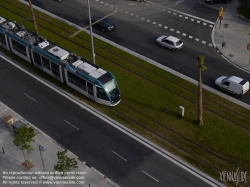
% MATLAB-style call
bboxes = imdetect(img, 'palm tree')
[196,55,207,126]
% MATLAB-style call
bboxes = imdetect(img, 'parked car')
[91,17,116,32]
[156,36,183,51]
[205,0,232,4]
[215,76,249,97]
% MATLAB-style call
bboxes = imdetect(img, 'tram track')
[1,2,250,124]
[1,2,250,185]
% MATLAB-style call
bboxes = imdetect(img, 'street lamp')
[87,0,95,64]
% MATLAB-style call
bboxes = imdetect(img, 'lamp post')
[87,0,95,64]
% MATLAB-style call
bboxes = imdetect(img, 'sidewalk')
[211,1,250,73]
[0,102,119,187]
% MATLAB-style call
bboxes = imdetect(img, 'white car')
[215,76,249,97]
[156,36,183,51]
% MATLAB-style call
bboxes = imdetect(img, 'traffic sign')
[219,16,223,20]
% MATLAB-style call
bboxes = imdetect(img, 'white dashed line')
[168,11,171,13]
[209,43,213,47]
[111,151,127,161]
[191,19,194,21]
[189,35,193,39]
[131,13,134,16]
[153,22,156,24]
[176,31,180,34]
[182,33,186,36]
[64,120,79,130]
[209,25,213,28]
[105,3,108,5]
[195,38,199,41]
[203,23,207,25]
[125,11,129,14]
[95,0,99,1]
[202,41,206,44]
[173,13,177,15]
[158,24,162,27]
[147,1,214,24]
[141,17,145,20]
[24,93,36,101]
[136,15,139,18]
[142,170,159,182]
[170,28,174,31]
[179,15,182,17]
[110,5,113,7]
[197,21,200,23]
[164,26,168,29]
[147,20,151,22]
[100,1,103,4]
[185,17,188,19]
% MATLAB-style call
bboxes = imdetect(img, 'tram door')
[87,82,95,100]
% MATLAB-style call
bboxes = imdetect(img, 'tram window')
[11,39,27,56]
[0,33,6,45]
[67,71,87,91]
[78,77,86,91]
[96,87,109,100]
[51,62,60,76]
[87,82,94,96]
[42,57,51,71]
[33,52,42,66]
[67,71,77,85]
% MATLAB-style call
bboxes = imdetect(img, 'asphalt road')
[28,0,250,105]
[0,56,216,187]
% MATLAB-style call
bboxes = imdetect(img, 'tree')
[13,125,35,169]
[196,55,207,126]
[54,150,78,186]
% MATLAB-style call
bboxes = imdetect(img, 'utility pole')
[87,0,95,64]
[28,0,38,34]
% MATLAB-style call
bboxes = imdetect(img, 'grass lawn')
[1,1,250,186]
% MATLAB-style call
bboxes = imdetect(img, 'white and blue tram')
[0,16,121,106]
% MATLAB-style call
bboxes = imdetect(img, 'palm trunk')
[198,68,203,126]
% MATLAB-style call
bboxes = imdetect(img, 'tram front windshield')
[104,79,120,100]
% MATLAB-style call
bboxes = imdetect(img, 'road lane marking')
[142,170,159,182]
[24,93,36,101]
[147,1,214,24]
[164,26,168,29]
[152,22,156,24]
[170,28,174,31]
[189,35,193,39]
[64,120,79,130]
[158,24,162,27]
[195,38,199,41]
[111,151,127,161]
[202,41,206,44]
[182,33,186,36]
[176,30,180,34]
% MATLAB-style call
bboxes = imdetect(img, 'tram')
[0,16,121,106]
